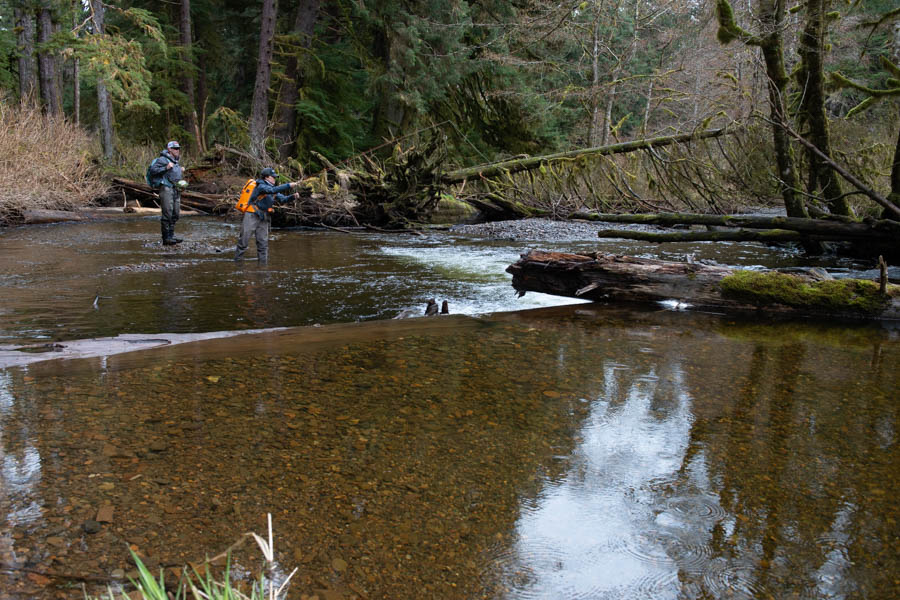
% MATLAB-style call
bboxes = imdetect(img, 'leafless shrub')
[0,102,107,225]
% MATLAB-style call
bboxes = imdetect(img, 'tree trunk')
[642,76,653,135]
[889,20,900,216]
[14,5,38,104]
[588,16,602,147]
[180,0,202,152]
[37,3,61,116]
[796,0,850,216]
[891,113,900,213]
[371,24,407,143]
[274,0,321,162]
[72,0,80,125]
[758,1,805,220]
[249,0,278,160]
[601,83,615,146]
[197,51,209,146]
[90,0,114,159]
[507,250,900,320]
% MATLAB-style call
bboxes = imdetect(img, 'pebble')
[83,520,102,534]
[332,557,348,572]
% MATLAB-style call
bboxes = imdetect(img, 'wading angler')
[146,141,189,245]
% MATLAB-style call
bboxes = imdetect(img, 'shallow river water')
[0,216,898,599]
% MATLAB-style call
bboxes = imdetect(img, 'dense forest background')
[1,0,899,223]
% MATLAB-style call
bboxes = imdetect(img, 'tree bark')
[72,0,80,125]
[37,2,61,116]
[14,5,38,104]
[274,0,320,162]
[507,250,900,320]
[249,0,278,160]
[90,0,114,159]
[371,23,408,143]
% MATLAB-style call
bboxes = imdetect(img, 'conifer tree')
[249,0,278,159]
[12,2,39,104]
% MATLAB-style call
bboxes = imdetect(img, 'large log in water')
[506,250,900,320]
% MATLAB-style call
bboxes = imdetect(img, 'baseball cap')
[167,141,181,149]
[260,167,278,178]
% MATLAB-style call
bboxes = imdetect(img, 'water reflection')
[0,307,897,599]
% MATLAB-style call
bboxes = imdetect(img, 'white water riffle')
[378,242,590,316]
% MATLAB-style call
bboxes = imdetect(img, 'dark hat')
[167,141,181,149]
[260,167,278,178]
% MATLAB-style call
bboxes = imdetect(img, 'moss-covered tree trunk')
[891,111,900,212]
[274,0,321,162]
[716,0,809,223]
[759,0,807,219]
[796,0,851,216]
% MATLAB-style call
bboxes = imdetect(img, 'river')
[0,215,897,599]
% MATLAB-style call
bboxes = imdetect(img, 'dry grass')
[0,102,108,225]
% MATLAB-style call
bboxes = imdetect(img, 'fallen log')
[23,207,202,224]
[506,250,900,320]
[570,211,900,240]
[593,229,872,243]
[23,209,88,224]
[444,127,734,183]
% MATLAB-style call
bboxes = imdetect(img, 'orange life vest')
[235,179,273,213]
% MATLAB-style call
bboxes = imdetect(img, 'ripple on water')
[620,531,712,573]
[665,493,728,522]
[495,541,683,600]
[702,559,769,599]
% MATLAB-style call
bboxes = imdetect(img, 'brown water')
[1,217,898,599]
[1,306,898,599]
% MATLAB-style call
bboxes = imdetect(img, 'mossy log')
[571,211,900,240]
[593,229,884,243]
[506,250,900,320]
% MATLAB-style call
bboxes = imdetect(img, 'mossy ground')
[720,270,896,314]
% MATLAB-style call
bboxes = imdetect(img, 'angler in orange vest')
[233,167,300,263]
